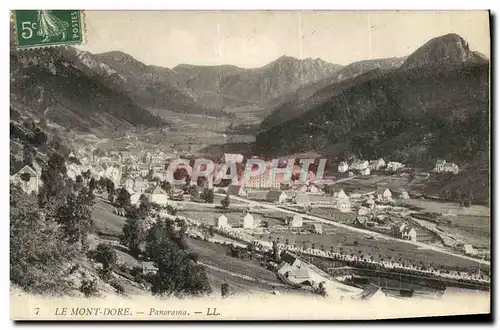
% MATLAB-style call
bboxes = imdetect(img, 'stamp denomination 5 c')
[13,10,84,49]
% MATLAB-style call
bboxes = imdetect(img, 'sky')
[79,10,490,69]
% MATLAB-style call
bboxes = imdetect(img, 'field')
[92,198,127,237]
[436,215,490,248]
[259,226,489,274]
[405,199,490,217]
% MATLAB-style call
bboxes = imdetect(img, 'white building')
[243,212,258,229]
[387,162,404,171]
[360,167,371,176]
[463,244,477,256]
[368,158,386,170]
[333,188,348,199]
[350,160,369,170]
[10,165,41,195]
[266,190,288,204]
[433,159,459,174]
[290,214,303,228]
[147,185,169,206]
[130,192,142,206]
[401,227,417,242]
[338,161,349,173]
[376,187,392,201]
[216,214,229,229]
[294,194,310,206]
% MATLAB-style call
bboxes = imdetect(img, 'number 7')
[35,308,39,315]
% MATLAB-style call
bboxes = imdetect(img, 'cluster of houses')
[215,212,260,230]
[433,159,460,175]
[338,158,405,176]
[338,158,460,176]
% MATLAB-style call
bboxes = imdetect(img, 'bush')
[80,278,98,297]
[110,281,125,295]
[92,243,118,272]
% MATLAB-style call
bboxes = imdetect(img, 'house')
[463,244,477,256]
[243,212,258,229]
[134,178,149,194]
[216,214,229,229]
[443,163,459,174]
[360,167,371,176]
[294,194,310,206]
[354,216,368,227]
[386,162,404,171]
[142,261,158,275]
[358,207,370,216]
[280,252,302,268]
[434,159,447,172]
[350,160,369,170]
[338,161,349,173]
[363,196,376,210]
[147,185,169,206]
[336,200,352,213]
[297,183,320,194]
[368,158,386,170]
[312,223,323,234]
[401,227,417,242]
[399,190,410,200]
[227,185,247,197]
[130,192,142,206]
[333,188,348,199]
[266,190,288,204]
[376,187,392,201]
[290,214,303,228]
[286,267,312,284]
[10,165,41,195]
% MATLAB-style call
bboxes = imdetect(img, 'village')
[10,141,491,300]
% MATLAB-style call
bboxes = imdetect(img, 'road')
[215,193,490,266]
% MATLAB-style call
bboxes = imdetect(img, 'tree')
[272,241,281,262]
[88,178,97,192]
[20,172,31,182]
[91,243,118,277]
[54,187,94,249]
[116,188,131,209]
[108,189,116,204]
[189,185,199,199]
[202,188,215,203]
[221,195,230,209]
[10,185,75,293]
[22,144,35,167]
[145,221,212,296]
[119,217,140,258]
[221,283,230,298]
[161,181,172,194]
[38,152,68,209]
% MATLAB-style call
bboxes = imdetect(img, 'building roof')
[148,185,168,195]
[376,187,391,195]
[11,164,37,177]
[290,267,311,279]
[266,190,286,201]
[281,252,297,265]
[227,185,244,195]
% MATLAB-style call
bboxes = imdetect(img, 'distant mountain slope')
[93,51,213,114]
[10,46,166,133]
[220,56,342,105]
[260,57,405,130]
[401,33,488,70]
[256,34,489,168]
[167,56,342,111]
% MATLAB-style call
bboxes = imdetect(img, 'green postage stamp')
[13,10,84,49]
